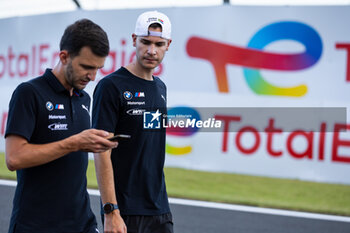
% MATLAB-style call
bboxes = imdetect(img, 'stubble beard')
[65,61,81,90]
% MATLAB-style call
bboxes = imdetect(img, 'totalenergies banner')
[0,6,349,184]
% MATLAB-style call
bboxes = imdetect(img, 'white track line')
[167,198,350,223]
[0,179,16,187]
[1,179,350,223]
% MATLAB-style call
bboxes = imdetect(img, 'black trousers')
[12,223,99,233]
[102,212,174,233]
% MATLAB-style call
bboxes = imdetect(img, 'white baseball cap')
[134,11,171,39]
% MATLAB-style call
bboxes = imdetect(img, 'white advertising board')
[0,6,349,184]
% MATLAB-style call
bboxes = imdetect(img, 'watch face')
[104,203,113,213]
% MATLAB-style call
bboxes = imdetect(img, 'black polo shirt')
[5,69,96,233]
[92,67,170,216]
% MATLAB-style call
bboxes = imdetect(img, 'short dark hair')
[149,23,162,31]
[60,19,109,58]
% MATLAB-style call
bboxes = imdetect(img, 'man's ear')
[166,39,172,51]
[132,34,137,47]
[58,50,70,64]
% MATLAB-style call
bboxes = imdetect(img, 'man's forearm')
[6,129,117,171]
[94,148,118,205]
[5,134,80,171]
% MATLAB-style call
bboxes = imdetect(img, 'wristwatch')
[103,202,118,214]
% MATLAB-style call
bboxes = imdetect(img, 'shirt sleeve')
[92,77,121,133]
[5,82,37,141]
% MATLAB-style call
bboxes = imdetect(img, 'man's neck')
[125,63,154,81]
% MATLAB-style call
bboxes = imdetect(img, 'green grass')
[163,167,350,216]
[1,153,350,216]
[0,153,16,180]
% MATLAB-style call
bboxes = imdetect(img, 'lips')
[145,57,157,62]
[80,80,90,86]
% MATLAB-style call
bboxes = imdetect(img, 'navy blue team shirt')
[92,67,170,216]
[5,69,96,233]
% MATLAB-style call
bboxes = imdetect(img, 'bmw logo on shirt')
[123,91,133,100]
[46,101,54,111]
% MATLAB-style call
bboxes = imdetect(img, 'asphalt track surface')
[1,181,350,233]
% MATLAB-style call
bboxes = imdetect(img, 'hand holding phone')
[108,134,131,142]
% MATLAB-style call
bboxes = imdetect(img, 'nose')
[87,69,98,81]
[147,44,156,55]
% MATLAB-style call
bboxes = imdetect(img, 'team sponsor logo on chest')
[123,91,145,100]
[55,104,64,110]
[135,92,145,97]
[124,90,146,105]
[127,101,145,105]
[123,91,133,100]
[46,101,65,111]
[48,122,68,131]
[46,101,54,111]
[48,115,67,120]
[126,108,146,116]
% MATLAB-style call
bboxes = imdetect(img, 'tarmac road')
[1,182,350,233]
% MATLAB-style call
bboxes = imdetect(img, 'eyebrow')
[140,38,166,45]
[80,64,104,69]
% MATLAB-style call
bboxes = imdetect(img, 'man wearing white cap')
[92,11,173,233]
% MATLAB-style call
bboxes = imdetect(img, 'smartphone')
[108,134,131,142]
